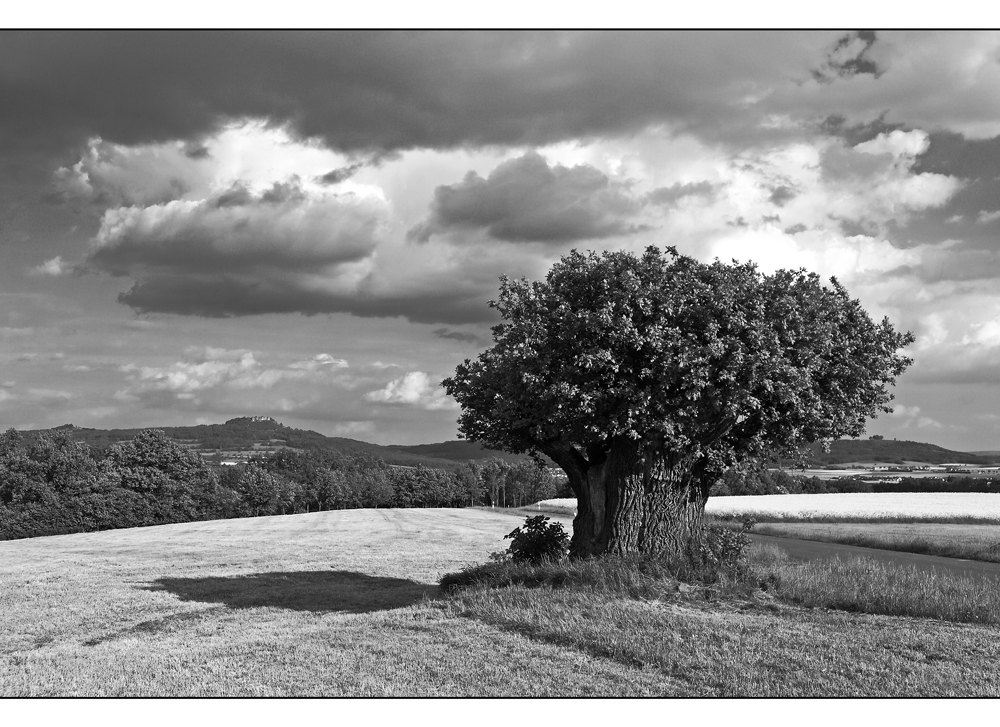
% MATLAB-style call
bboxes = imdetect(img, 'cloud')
[364,371,457,410]
[28,256,73,277]
[409,152,647,243]
[87,178,384,275]
[817,130,961,231]
[82,176,389,317]
[0,31,840,161]
[645,180,717,207]
[51,136,205,207]
[316,163,364,185]
[775,31,1000,140]
[42,122,508,324]
[887,404,943,429]
[27,388,73,400]
[288,353,349,371]
[121,347,352,397]
[113,347,386,424]
[433,328,485,345]
[978,210,1000,224]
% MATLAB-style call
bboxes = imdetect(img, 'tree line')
[0,428,563,541]
[710,468,1000,496]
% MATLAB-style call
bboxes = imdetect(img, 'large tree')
[444,247,913,558]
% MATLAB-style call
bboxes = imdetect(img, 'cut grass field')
[5,507,1000,696]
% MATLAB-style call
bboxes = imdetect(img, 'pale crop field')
[539,493,1000,522]
[707,492,1000,522]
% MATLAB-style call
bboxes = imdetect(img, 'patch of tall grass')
[440,551,753,601]
[755,545,1000,624]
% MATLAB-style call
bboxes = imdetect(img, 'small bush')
[694,517,755,577]
[503,515,569,564]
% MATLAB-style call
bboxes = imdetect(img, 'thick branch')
[538,438,589,487]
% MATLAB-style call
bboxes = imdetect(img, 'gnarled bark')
[543,437,717,559]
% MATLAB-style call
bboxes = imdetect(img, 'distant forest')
[0,427,564,541]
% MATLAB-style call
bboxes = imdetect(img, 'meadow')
[5,507,1000,696]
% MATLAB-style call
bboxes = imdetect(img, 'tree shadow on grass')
[144,570,433,614]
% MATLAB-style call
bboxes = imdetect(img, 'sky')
[4,29,1000,449]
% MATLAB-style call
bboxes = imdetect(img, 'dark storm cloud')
[409,152,647,243]
[116,274,498,325]
[0,30,838,161]
[768,185,796,207]
[317,163,364,185]
[812,31,881,82]
[432,328,485,344]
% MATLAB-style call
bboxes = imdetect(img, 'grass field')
[5,507,1000,696]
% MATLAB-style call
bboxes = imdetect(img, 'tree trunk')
[547,438,715,559]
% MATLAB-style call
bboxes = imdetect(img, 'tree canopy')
[444,246,914,556]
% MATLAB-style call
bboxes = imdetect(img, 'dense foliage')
[0,428,558,541]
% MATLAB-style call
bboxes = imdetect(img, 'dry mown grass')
[5,508,1000,696]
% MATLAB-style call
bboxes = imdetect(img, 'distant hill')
[30,418,549,469]
[30,418,477,470]
[27,420,995,470]
[389,440,544,465]
[787,439,999,467]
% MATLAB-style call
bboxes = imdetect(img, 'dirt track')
[751,533,1000,581]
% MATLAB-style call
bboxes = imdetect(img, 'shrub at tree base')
[503,515,570,564]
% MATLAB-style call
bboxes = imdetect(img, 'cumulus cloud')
[121,347,352,398]
[363,371,457,410]
[42,122,508,324]
[28,256,73,277]
[818,130,962,231]
[51,136,206,207]
[88,179,384,274]
[409,152,647,243]
[113,347,386,425]
[82,176,389,316]
[887,404,943,429]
